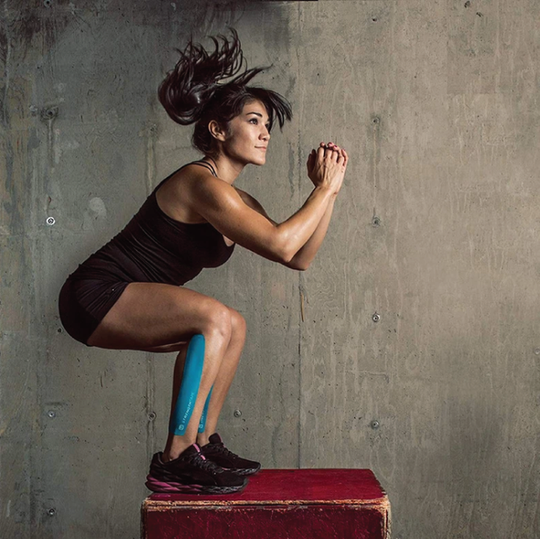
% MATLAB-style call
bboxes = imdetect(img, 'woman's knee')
[228,308,247,341]
[199,299,233,341]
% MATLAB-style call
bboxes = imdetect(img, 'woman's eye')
[249,118,258,124]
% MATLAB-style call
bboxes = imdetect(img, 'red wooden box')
[142,469,390,539]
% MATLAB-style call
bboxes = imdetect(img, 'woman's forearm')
[288,195,336,270]
[274,186,334,262]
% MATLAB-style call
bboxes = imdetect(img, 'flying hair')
[158,28,292,155]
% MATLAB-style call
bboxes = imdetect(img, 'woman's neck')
[203,155,245,185]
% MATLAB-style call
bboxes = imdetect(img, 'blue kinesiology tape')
[198,385,213,433]
[169,334,205,436]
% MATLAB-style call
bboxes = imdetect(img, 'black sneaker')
[200,433,261,476]
[145,443,248,494]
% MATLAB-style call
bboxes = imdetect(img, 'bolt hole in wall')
[40,106,59,122]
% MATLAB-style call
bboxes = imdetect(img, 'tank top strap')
[190,160,218,177]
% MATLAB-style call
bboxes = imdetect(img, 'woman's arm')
[195,177,333,263]
[285,142,347,269]
[288,195,336,270]
[183,147,344,264]
[236,189,336,270]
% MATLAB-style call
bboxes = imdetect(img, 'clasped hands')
[306,141,348,195]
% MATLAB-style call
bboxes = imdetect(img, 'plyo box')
[142,469,390,539]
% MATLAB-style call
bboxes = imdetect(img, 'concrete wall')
[2,1,539,537]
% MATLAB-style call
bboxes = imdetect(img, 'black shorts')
[58,278,130,346]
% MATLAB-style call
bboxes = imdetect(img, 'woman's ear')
[208,120,227,142]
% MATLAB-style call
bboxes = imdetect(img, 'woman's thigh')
[87,282,231,351]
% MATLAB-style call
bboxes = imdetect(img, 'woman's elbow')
[273,237,295,265]
[279,249,309,270]
[284,258,310,271]
[278,246,310,270]
[272,231,308,269]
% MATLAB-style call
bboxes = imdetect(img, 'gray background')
[2,0,539,538]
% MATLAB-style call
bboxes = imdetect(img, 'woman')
[58,30,348,495]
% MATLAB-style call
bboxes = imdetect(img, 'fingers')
[341,148,348,167]
[318,142,335,162]
[336,147,348,166]
[329,143,348,167]
[315,142,348,168]
[320,141,346,160]
[322,142,339,152]
[306,149,315,172]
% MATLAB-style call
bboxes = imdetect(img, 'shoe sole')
[145,475,248,495]
[223,465,261,476]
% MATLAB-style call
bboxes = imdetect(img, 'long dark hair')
[158,29,292,155]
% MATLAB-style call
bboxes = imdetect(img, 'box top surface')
[145,468,387,507]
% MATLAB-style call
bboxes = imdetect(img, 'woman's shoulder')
[158,162,216,194]
[171,161,215,183]
[155,163,217,223]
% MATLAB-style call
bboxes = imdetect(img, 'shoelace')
[185,451,225,474]
[206,443,237,459]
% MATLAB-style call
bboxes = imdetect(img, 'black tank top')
[68,161,235,285]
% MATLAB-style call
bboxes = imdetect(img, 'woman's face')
[219,99,271,166]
